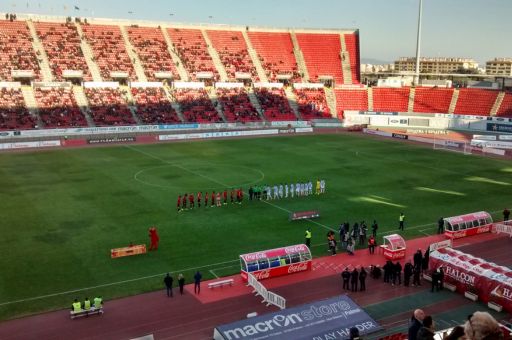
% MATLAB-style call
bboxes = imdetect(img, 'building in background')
[486,58,512,76]
[394,57,479,74]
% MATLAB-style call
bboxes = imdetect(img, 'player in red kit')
[177,195,182,212]
[223,189,228,205]
[197,192,202,208]
[236,188,243,204]
[148,227,160,251]
[216,191,222,207]
[182,193,188,210]
[211,191,215,207]
[204,191,209,207]
[188,193,194,209]
[230,188,235,204]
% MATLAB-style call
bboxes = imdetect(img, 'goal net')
[433,139,473,155]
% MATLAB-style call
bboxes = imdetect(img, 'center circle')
[134,163,265,190]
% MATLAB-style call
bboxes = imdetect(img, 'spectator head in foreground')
[465,311,503,340]
[414,309,426,321]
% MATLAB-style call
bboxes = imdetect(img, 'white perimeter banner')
[158,129,279,141]
[0,140,61,150]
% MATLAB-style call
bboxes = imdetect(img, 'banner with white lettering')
[213,295,381,340]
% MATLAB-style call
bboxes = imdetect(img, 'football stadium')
[0,0,511,339]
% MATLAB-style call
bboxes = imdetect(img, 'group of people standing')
[163,271,203,297]
[341,266,367,292]
[253,179,326,201]
[177,189,244,211]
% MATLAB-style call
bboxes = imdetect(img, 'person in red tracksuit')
[177,195,182,212]
[149,227,160,251]
[223,189,228,205]
[197,192,202,208]
[188,193,194,209]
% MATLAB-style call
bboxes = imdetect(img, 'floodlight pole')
[414,0,423,86]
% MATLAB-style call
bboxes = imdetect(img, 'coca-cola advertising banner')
[429,247,512,313]
[241,244,309,262]
[241,261,311,282]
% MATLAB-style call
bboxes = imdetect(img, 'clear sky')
[1,0,511,65]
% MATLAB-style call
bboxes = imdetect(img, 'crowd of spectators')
[0,20,41,81]
[215,87,260,122]
[81,24,136,81]
[35,88,87,128]
[35,22,91,80]
[254,87,296,121]
[0,88,36,130]
[168,28,219,81]
[173,89,221,123]
[85,88,135,126]
[131,87,180,124]
[127,26,179,81]
[294,88,331,120]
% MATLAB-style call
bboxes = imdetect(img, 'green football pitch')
[0,133,511,320]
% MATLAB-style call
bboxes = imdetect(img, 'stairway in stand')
[407,87,416,113]
[119,25,148,82]
[491,92,505,116]
[247,87,266,121]
[206,87,227,122]
[324,87,337,118]
[72,86,95,126]
[448,89,459,114]
[161,27,189,81]
[339,34,352,85]
[21,86,43,128]
[284,87,301,120]
[241,30,268,82]
[201,29,229,82]
[290,31,309,82]
[367,87,374,111]
[75,22,103,82]
[162,85,185,122]
[120,86,142,125]
[26,20,53,82]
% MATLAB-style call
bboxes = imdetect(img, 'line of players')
[177,188,244,211]
[258,179,326,200]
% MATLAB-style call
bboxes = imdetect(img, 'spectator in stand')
[465,312,504,340]
[503,208,510,221]
[408,309,425,340]
[417,315,436,340]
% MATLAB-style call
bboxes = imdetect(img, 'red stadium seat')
[454,89,498,116]
[0,88,36,130]
[174,89,222,123]
[334,89,368,119]
[413,87,454,113]
[372,87,410,112]
[216,87,260,123]
[254,88,296,121]
[131,87,181,124]
[497,93,512,117]
[294,88,331,120]
[34,88,87,128]
[85,88,135,126]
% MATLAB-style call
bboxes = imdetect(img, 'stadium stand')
[34,22,91,81]
[81,24,136,81]
[167,28,219,81]
[216,87,261,122]
[294,88,332,120]
[372,87,410,112]
[206,30,257,80]
[334,89,368,118]
[497,92,512,117]
[0,20,41,81]
[0,88,36,130]
[85,87,135,126]
[343,33,360,84]
[174,88,222,123]
[453,88,498,116]
[254,87,296,121]
[34,88,87,128]
[295,33,344,85]
[413,87,454,113]
[247,32,300,82]
[126,26,179,81]
[131,87,181,124]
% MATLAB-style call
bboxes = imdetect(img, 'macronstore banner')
[429,247,512,313]
[213,295,381,340]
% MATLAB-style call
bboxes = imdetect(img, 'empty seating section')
[216,88,260,122]
[34,88,87,127]
[0,20,41,81]
[497,93,512,117]
[296,33,343,84]
[167,28,218,81]
[85,88,135,126]
[372,88,410,112]
[0,88,35,130]
[35,22,91,80]
[174,89,221,123]
[294,88,331,120]
[413,87,454,113]
[247,32,300,82]
[131,87,180,124]
[334,89,368,118]
[344,34,360,83]
[206,30,257,80]
[82,24,135,81]
[454,89,498,115]
[126,26,178,81]
[254,88,295,121]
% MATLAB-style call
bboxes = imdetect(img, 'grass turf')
[0,132,511,320]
